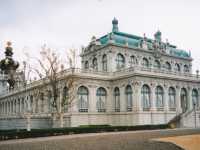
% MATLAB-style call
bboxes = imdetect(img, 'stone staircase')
[168,108,200,128]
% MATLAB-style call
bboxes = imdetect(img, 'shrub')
[0,124,169,141]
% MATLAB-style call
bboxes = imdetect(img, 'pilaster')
[187,87,193,110]
[133,81,142,111]
[89,85,96,112]
[150,84,156,111]
[164,85,169,112]
[120,86,126,112]
[176,86,182,114]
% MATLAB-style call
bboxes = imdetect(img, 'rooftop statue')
[0,42,19,89]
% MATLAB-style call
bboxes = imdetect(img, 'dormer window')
[116,53,125,69]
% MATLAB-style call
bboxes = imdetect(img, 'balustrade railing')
[0,67,199,97]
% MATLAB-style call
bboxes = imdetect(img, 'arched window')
[175,63,181,72]
[181,88,188,113]
[63,87,69,112]
[114,87,120,112]
[116,53,125,69]
[40,93,44,113]
[130,55,137,66]
[168,87,176,111]
[102,54,107,71]
[18,99,21,113]
[78,86,89,112]
[47,90,52,112]
[184,65,189,73]
[141,84,151,111]
[125,85,133,111]
[96,87,107,112]
[156,86,164,110]
[192,89,199,108]
[30,95,33,113]
[92,58,98,70]
[84,61,89,69]
[165,62,171,71]
[154,60,161,69]
[142,58,149,68]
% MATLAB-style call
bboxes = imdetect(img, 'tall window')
[47,90,52,112]
[92,58,98,70]
[114,87,120,112]
[63,87,68,112]
[78,86,89,112]
[30,95,33,113]
[125,85,133,111]
[102,54,107,71]
[116,53,125,69]
[154,60,161,69]
[96,87,106,112]
[184,65,189,73]
[156,86,164,110]
[165,62,171,71]
[130,55,137,66]
[168,87,176,111]
[192,89,199,108]
[84,61,89,69]
[175,63,181,72]
[141,84,150,111]
[181,88,187,113]
[40,93,44,113]
[142,58,149,68]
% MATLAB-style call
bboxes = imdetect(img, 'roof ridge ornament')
[154,30,162,42]
[112,17,119,32]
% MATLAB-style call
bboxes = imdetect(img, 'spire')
[112,17,119,32]
[154,30,162,42]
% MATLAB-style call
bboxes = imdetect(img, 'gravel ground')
[0,128,200,150]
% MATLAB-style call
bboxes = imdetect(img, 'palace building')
[0,18,200,129]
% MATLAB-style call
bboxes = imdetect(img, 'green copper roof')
[96,18,190,58]
[97,31,190,58]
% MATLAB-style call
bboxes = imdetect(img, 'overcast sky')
[0,0,200,72]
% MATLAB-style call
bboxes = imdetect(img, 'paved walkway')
[0,128,200,150]
[155,134,200,150]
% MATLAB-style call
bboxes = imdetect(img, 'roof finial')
[154,30,162,42]
[112,17,119,32]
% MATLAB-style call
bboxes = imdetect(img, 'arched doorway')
[180,88,188,113]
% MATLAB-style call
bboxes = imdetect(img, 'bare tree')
[25,45,77,127]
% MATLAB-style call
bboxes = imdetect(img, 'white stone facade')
[0,19,200,129]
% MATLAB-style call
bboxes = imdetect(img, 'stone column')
[187,87,193,110]
[176,86,181,114]
[120,86,126,112]
[27,96,31,113]
[89,86,96,112]
[150,84,156,111]
[44,94,48,113]
[106,87,113,112]
[164,85,169,112]
[133,81,142,111]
